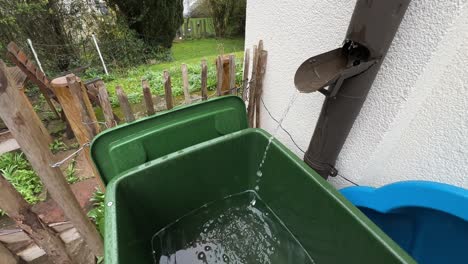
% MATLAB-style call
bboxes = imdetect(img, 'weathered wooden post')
[0,174,74,264]
[0,61,104,258]
[116,86,135,122]
[68,75,100,137]
[216,55,238,97]
[242,49,251,101]
[164,71,174,110]
[229,54,236,95]
[255,50,268,128]
[96,81,116,129]
[0,242,18,264]
[142,79,156,116]
[181,64,192,104]
[50,75,105,191]
[216,56,224,96]
[248,45,259,127]
[201,59,208,101]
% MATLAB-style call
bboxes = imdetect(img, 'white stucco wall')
[245,0,468,189]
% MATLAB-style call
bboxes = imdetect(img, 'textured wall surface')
[245,0,468,189]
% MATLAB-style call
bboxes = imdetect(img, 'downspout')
[295,0,411,178]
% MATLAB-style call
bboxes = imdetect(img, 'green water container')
[91,96,415,264]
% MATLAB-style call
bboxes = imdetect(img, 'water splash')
[151,191,315,264]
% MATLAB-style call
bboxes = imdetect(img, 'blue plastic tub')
[342,181,468,264]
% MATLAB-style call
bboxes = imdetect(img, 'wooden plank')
[17,243,45,262]
[255,50,268,128]
[6,42,60,120]
[96,81,116,128]
[116,86,135,122]
[14,228,81,262]
[216,56,224,96]
[142,79,155,116]
[7,66,27,89]
[0,242,17,264]
[163,70,174,110]
[229,55,236,95]
[181,64,192,104]
[0,61,103,258]
[242,49,251,101]
[0,174,73,264]
[17,81,53,145]
[201,60,208,101]
[17,52,28,65]
[248,45,259,127]
[0,222,73,244]
[36,69,46,84]
[25,61,36,75]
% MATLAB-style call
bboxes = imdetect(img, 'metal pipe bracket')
[294,41,377,97]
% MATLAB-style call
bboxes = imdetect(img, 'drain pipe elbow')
[295,0,411,178]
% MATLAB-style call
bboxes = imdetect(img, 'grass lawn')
[102,38,245,106]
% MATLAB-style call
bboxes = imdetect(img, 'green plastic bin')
[91,96,415,264]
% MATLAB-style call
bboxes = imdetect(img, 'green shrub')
[88,188,105,235]
[106,0,184,48]
[0,153,44,205]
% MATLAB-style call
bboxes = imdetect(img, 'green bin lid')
[91,96,247,184]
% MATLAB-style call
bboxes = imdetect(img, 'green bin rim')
[90,96,248,184]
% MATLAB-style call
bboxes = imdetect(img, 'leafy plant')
[0,153,44,205]
[0,152,29,170]
[49,139,68,154]
[65,159,79,184]
[69,142,80,149]
[88,188,105,235]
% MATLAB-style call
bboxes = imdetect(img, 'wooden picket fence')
[0,39,267,263]
[178,18,212,39]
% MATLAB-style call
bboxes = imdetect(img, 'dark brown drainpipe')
[294,0,411,178]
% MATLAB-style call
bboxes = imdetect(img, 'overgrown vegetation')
[88,38,245,106]
[0,0,76,71]
[0,145,82,215]
[208,0,246,37]
[88,188,105,235]
[0,0,177,75]
[0,153,43,205]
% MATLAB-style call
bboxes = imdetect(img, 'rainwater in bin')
[91,96,415,264]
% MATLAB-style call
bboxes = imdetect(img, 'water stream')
[253,91,300,196]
